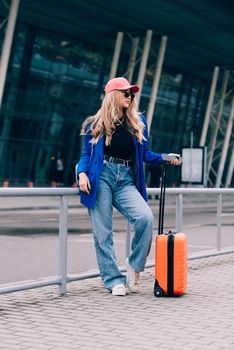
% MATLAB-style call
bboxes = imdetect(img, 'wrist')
[79,172,86,178]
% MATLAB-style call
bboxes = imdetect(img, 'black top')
[104,118,135,160]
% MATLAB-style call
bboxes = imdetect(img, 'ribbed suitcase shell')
[155,232,187,296]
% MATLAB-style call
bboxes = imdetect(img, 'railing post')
[216,194,222,252]
[125,221,131,258]
[59,196,68,295]
[176,194,183,232]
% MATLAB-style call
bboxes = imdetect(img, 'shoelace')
[129,272,140,286]
[135,272,140,285]
[118,285,125,291]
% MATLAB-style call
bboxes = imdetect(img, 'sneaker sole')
[112,291,126,296]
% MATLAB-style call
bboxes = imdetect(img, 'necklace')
[115,117,125,126]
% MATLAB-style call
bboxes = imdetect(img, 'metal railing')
[0,187,233,296]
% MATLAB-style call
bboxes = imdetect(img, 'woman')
[76,77,180,296]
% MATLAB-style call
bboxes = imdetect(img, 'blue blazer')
[76,115,163,208]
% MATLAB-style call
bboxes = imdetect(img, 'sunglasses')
[120,91,135,99]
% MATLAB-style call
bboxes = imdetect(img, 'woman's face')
[119,90,135,109]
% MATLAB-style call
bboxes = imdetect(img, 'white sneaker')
[112,283,126,296]
[126,258,140,293]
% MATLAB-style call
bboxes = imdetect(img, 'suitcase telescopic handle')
[158,154,182,235]
[158,163,167,235]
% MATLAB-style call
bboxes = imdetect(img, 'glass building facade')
[0,20,213,187]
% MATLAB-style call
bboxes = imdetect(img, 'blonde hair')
[81,90,145,146]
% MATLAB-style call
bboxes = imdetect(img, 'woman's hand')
[78,172,91,194]
[168,153,182,166]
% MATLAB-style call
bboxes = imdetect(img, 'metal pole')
[203,146,208,187]
[125,221,131,258]
[207,70,230,175]
[176,194,183,231]
[136,29,153,106]
[146,36,167,132]
[0,0,20,111]
[225,142,234,187]
[200,66,220,147]
[216,194,222,251]
[189,132,194,185]
[215,95,234,187]
[126,37,139,83]
[59,196,68,295]
[109,32,124,79]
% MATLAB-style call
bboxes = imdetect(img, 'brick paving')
[0,253,234,350]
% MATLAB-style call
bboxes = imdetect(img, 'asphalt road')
[0,194,233,284]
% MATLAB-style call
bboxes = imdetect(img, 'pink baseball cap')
[104,77,140,94]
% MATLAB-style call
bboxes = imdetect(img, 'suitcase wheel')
[154,280,164,297]
[154,286,164,297]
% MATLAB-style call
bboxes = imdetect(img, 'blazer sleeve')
[76,134,92,174]
[141,115,163,165]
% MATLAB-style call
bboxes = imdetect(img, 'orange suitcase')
[154,160,187,297]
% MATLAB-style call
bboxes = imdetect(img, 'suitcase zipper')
[167,233,174,296]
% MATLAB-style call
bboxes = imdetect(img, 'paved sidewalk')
[1,253,234,350]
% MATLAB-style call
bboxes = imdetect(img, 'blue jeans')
[88,161,154,290]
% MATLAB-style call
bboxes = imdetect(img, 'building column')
[0,0,20,110]
[200,66,219,147]
[109,32,124,79]
[225,144,234,187]
[126,37,139,83]
[146,35,167,132]
[207,70,230,176]
[136,29,153,106]
[215,95,234,187]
